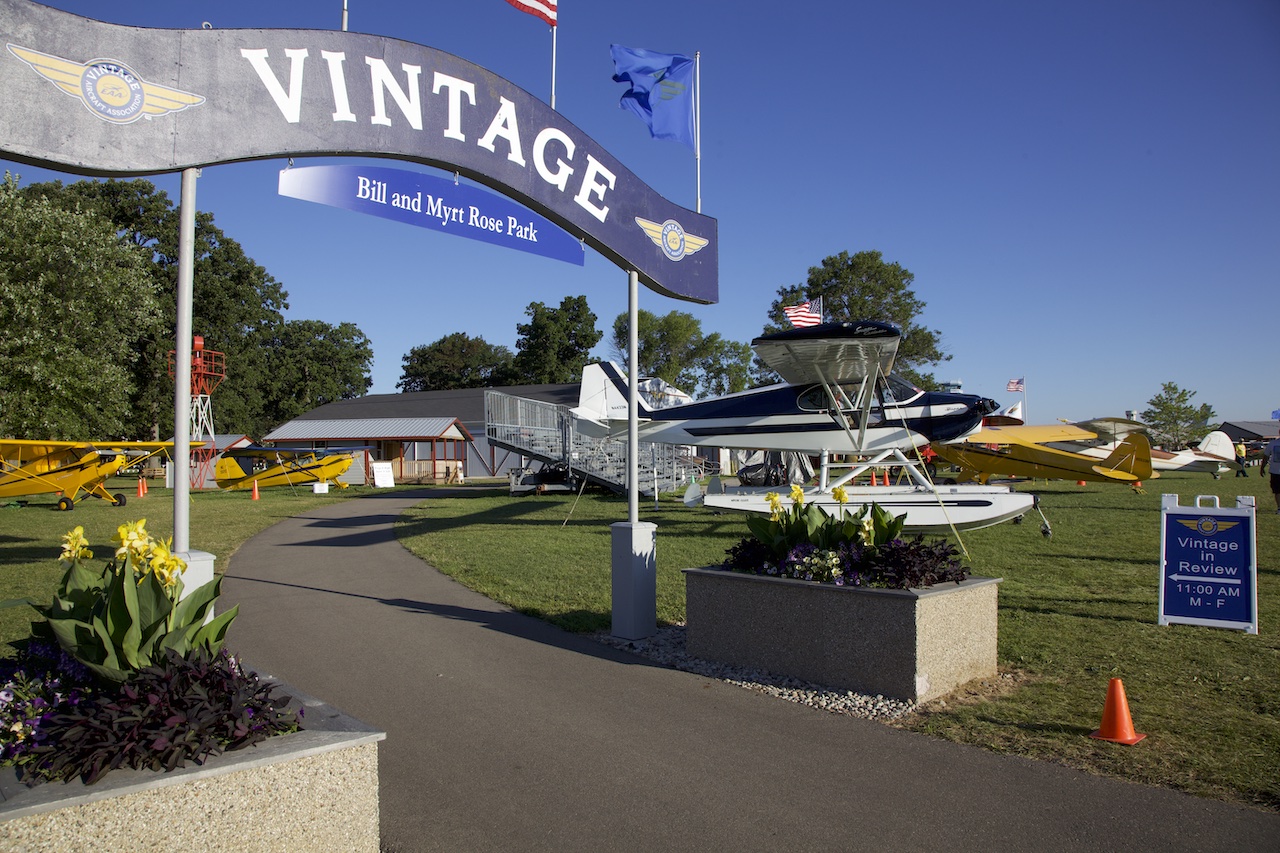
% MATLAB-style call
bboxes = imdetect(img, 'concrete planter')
[683,567,1001,703]
[0,681,385,851]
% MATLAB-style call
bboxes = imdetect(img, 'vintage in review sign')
[1159,494,1258,633]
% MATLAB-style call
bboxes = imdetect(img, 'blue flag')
[610,45,695,149]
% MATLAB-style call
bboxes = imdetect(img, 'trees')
[398,333,514,392]
[0,174,163,438]
[512,295,602,384]
[263,320,374,424]
[766,250,948,388]
[1141,383,1217,450]
[609,309,753,397]
[16,177,371,438]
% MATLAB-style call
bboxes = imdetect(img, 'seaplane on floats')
[213,445,358,491]
[571,320,1040,533]
[0,439,193,511]
[929,421,1155,487]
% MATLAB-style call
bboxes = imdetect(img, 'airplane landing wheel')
[57,497,74,512]
[112,493,127,507]
[1013,515,1024,524]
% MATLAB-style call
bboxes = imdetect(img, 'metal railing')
[485,390,706,495]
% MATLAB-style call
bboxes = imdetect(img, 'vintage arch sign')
[0,0,717,303]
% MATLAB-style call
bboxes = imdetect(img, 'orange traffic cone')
[1090,678,1146,744]
[250,480,260,501]
[136,479,146,499]
[1076,480,1087,487]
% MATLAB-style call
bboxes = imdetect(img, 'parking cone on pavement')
[1090,678,1146,744]
[251,480,260,501]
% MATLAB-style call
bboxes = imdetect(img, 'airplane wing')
[0,439,93,458]
[752,321,900,385]
[962,424,1098,445]
[1072,417,1147,443]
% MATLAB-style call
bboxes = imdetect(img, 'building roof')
[265,417,471,443]
[1216,420,1279,441]
[289,384,580,428]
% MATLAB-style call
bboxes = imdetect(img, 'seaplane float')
[572,321,1045,535]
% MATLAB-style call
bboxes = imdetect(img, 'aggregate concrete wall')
[684,568,1000,703]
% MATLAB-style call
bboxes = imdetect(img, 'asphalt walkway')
[219,488,1280,852]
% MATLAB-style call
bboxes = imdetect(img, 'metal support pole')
[628,269,639,524]
[174,168,197,554]
[610,268,655,640]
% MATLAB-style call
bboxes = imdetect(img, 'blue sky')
[7,0,1278,424]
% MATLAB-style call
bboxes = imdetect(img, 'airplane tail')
[1195,430,1235,461]
[1092,434,1154,482]
[570,362,652,435]
[214,456,250,488]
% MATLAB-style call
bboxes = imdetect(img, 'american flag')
[504,0,557,26]
[783,297,823,328]
[1006,377,1025,393]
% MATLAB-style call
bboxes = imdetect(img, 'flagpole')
[694,50,701,213]
[550,24,557,109]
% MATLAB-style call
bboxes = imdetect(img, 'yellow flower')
[832,486,849,506]
[790,484,806,506]
[145,537,187,590]
[113,519,151,562]
[859,515,875,542]
[58,526,93,566]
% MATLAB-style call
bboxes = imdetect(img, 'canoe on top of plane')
[213,445,359,491]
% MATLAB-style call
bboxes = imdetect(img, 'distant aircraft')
[574,321,1037,532]
[930,421,1154,485]
[214,446,358,491]
[0,440,190,511]
[1056,420,1235,477]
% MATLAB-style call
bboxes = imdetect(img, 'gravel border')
[592,624,916,722]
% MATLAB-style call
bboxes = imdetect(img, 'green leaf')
[170,576,222,629]
[190,605,238,654]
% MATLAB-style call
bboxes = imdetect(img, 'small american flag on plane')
[1006,377,1025,393]
[504,0,557,26]
[783,297,822,328]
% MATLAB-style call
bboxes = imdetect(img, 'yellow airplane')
[0,440,192,511]
[931,423,1155,486]
[214,446,357,491]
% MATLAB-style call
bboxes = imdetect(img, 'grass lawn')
[395,472,1279,812]
[0,480,400,646]
[1,471,1275,810]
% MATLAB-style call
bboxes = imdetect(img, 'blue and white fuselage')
[573,322,998,455]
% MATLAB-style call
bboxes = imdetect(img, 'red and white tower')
[170,336,226,488]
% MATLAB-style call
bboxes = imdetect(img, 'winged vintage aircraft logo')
[634,216,708,262]
[7,44,205,124]
[1176,517,1241,536]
